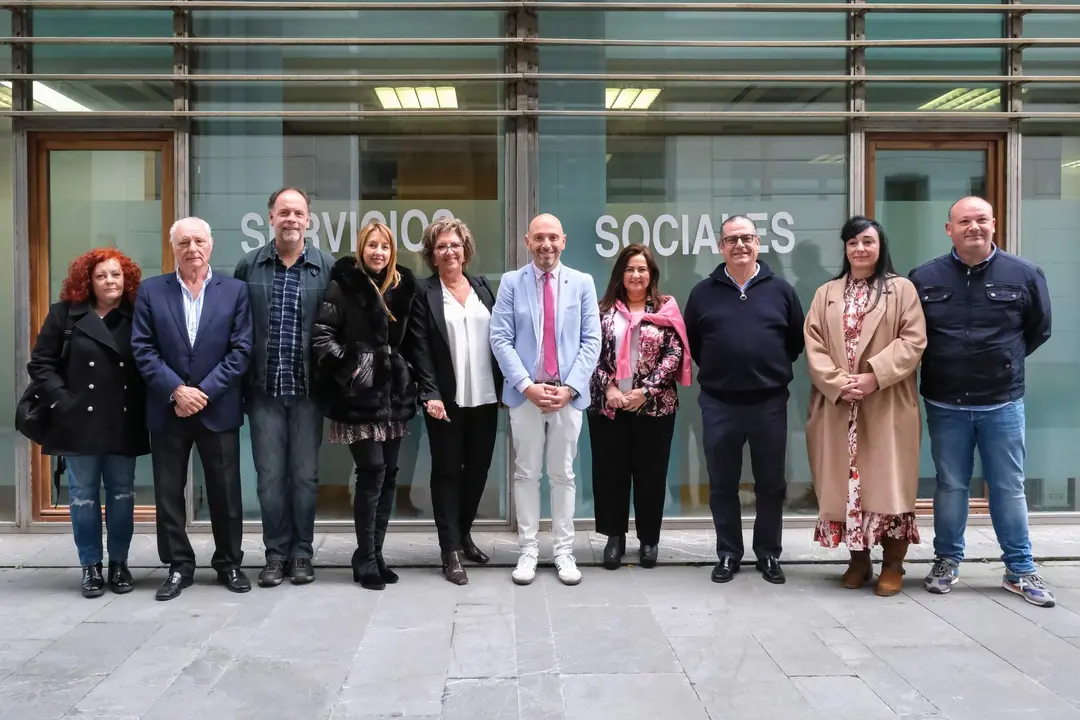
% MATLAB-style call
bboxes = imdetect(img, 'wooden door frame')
[28,131,175,522]
[864,132,1007,516]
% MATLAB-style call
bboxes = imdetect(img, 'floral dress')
[814,277,921,550]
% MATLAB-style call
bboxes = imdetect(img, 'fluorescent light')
[919,87,1000,112]
[611,88,641,110]
[375,85,458,110]
[374,87,401,109]
[809,153,846,165]
[630,88,662,110]
[415,86,439,109]
[435,86,458,109]
[395,87,421,109]
[605,87,662,110]
[0,81,91,112]
[606,153,612,163]
[1062,160,1080,169]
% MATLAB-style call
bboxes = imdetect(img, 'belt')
[537,380,564,387]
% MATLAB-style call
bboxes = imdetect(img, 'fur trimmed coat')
[310,257,418,426]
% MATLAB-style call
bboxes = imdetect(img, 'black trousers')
[426,402,499,554]
[699,391,788,563]
[348,436,403,568]
[588,410,676,546]
[151,416,243,577]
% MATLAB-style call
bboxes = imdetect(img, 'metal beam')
[6,1,1080,11]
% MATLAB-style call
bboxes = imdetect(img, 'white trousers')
[508,401,583,557]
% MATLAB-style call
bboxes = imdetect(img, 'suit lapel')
[73,311,119,354]
[165,275,193,352]
[523,265,541,346]
[854,285,887,368]
[192,277,219,352]
[427,277,449,347]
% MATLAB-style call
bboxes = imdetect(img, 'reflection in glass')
[45,149,164,506]
[541,132,849,518]
[873,148,990,502]
[190,125,507,523]
[1020,131,1080,512]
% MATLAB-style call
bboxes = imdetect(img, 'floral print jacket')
[588,303,684,419]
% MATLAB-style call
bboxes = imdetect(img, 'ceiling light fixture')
[1062,160,1080,169]
[374,86,458,110]
[605,87,662,111]
[919,87,1001,112]
[809,153,846,165]
[0,81,91,112]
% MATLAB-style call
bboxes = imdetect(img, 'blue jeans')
[66,455,137,567]
[249,393,324,560]
[926,400,1036,575]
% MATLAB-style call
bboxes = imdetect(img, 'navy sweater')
[684,261,806,403]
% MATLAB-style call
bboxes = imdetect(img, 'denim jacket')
[233,239,337,397]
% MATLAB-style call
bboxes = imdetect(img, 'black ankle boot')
[442,551,468,585]
[107,561,134,593]
[81,563,105,598]
[375,554,399,584]
[351,548,385,591]
[603,535,626,570]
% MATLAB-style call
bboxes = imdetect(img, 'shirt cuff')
[516,378,532,394]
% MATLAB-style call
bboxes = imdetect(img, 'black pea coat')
[26,300,151,457]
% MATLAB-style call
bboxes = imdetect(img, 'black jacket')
[685,261,805,403]
[26,301,151,457]
[310,258,419,425]
[408,272,503,406]
[908,249,1051,406]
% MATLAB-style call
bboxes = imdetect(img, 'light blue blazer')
[489,263,601,411]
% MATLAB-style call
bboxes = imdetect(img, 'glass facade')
[1,1,1079,528]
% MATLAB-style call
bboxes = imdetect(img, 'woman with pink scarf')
[588,244,692,570]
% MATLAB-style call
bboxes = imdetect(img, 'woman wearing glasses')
[409,218,502,585]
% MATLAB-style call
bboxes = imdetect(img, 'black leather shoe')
[290,558,315,585]
[155,571,193,601]
[602,534,626,570]
[258,559,285,587]
[461,534,490,565]
[107,561,134,594]
[756,557,786,585]
[639,544,659,569]
[711,557,739,584]
[216,568,252,593]
[81,563,105,598]
[442,551,469,586]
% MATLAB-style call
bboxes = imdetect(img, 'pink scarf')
[614,297,692,386]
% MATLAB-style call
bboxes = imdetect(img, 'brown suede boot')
[841,549,873,589]
[876,539,909,597]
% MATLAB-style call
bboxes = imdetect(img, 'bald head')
[946,196,996,266]
[525,213,566,272]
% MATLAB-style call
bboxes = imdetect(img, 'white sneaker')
[512,552,538,585]
[554,554,582,586]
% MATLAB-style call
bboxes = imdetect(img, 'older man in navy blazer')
[490,213,601,587]
[132,216,253,601]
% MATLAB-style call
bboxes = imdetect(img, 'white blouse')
[442,281,499,408]
[610,310,640,393]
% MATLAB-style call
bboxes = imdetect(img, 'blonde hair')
[356,221,401,320]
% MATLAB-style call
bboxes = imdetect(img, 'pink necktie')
[542,272,558,378]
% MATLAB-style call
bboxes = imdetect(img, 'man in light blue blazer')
[490,213,601,586]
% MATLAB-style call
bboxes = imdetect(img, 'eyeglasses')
[720,234,758,247]
[435,243,464,255]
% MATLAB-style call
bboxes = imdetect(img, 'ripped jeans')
[66,455,137,567]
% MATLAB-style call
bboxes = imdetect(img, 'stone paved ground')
[5,528,1080,719]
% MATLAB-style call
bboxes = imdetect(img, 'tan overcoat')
[804,275,927,521]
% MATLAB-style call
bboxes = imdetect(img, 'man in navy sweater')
[685,215,805,585]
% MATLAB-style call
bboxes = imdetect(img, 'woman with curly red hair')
[27,248,150,598]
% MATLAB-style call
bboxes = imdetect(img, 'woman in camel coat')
[804,215,927,597]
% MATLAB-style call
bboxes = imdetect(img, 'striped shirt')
[266,248,306,397]
[178,266,212,347]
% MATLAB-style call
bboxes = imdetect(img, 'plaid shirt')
[266,247,306,397]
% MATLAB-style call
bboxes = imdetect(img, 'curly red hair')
[59,247,142,305]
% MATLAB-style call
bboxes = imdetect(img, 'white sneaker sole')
[512,573,535,586]
[1002,580,1056,608]
[557,573,582,586]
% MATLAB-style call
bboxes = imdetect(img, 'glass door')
[28,133,174,522]
[865,133,1006,514]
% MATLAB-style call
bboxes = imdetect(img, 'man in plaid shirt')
[234,188,336,587]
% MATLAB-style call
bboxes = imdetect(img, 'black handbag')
[15,318,73,445]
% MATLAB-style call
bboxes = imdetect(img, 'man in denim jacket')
[234,187,336,587]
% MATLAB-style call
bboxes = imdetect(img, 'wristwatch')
[568,387,580,401]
